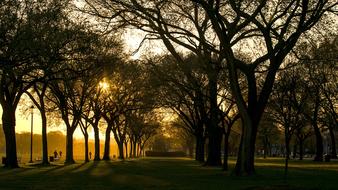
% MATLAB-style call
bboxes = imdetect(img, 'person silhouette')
[59,151,62,158]
[54,150,58,158]
[89,151,92,160]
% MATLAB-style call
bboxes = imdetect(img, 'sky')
[0,2,168,141]
[2,3,191,142]
[0,30,163,138]
[0,95,103,140]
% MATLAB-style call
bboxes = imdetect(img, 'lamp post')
[29,105,34,163]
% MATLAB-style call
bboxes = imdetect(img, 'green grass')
[0,157,337,190]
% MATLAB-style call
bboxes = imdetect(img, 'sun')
[99,81,109,90]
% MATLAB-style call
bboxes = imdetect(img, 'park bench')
[49,156,60,162]
[1,157,21,164]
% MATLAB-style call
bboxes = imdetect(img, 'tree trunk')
[138,142,142,157]
[132,141,137,158]
[313,92,323,162]
[195,131,205,162]
[329,127,337,159]
[249,125,258,170]
[103,124,112,160]
[93,125,100,161]
[223,134,229,171]
[129,140,133,158]
[118,142,124,159]
[84,133,89,162]
[2,108,19,168]
[263,136,268,159]
[234,117,257,176]
[124,142,128,159]
[205,127,222,166]
[141,144,146,157]
[65,128,75,164]
[313,123,323,161]
[229,67,261,176]
[284,137,291,179]
[205,74,222,166]
[41,112,49,165]
[299,139,304,160]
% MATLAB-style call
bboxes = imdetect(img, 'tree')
[269,66,308,178]
[257,113,280,159]
[80,36,123,161]
[0,0,70,168]
[301,68,325,162]
[292,36,338,161]
[149,55,209,163]
[138,122,159,156]
[218,68,239,170]
[81,83,104,161]
[82,0,337,175]
[127,110,160,157]
[48,29,103,164]
[295,124,312,160]
[305,36,338,159]
[191,0,336,175]
[79,118,91,162]
[171,119,195,158]
[102,61,152,159]
[126,112,143,158]
[49,75,87,164]
[102,100,119,160]
[23,0,79,166]
[80,74,106,161]
[82,0,225,166]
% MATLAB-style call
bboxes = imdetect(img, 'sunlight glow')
[99,81,109,90]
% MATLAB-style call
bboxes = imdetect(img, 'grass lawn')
[0,157,337,190]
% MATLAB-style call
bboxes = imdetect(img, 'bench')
[1,157,21,164]
[49,156,60,162]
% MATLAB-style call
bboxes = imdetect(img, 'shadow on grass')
[0,158,337,190]
[243,185,319,190]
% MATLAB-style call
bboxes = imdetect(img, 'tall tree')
[269,66,308,178]
[80,77,105,161]
[149,55,209,163]
[295,125,312,160]
[127,110,159,157]
[102,61,152,159]
[304,36,338,159]
[49,75,87,164]
[23,0,76,166]
[82,0,225,166]
[102,101,119,160]
[0,0,70,168]
[191,0,336,175]
[81,36,123,161]
[82,0,337,175]
[79,118,91,162]
[48,29,102,164]
[82,87,104,161]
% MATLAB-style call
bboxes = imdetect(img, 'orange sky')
[0,29,166,141]
[0,99,103,140]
